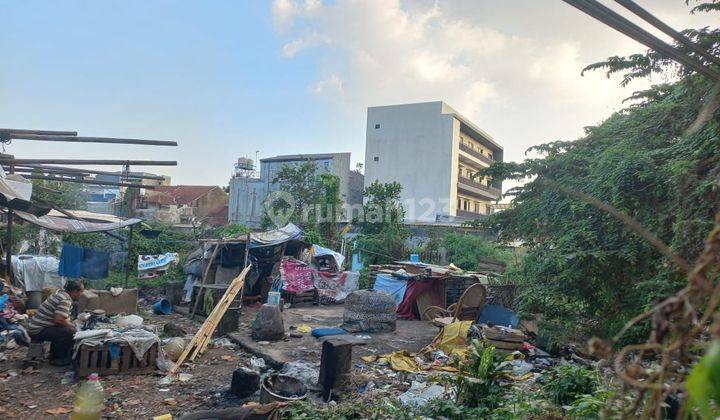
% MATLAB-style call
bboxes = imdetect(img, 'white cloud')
[310,74,343,95]
[281,31,331,57]
[270,0,707,165]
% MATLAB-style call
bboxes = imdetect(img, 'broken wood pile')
[480,324,526,351]
[366,260,503,290]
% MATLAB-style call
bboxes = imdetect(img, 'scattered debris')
[397,381,446,406]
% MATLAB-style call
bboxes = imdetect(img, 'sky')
[0,0,716,186]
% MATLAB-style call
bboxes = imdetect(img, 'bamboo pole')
[7,134,177,146]
[0,159,177,166]
[170,267,250,374]
[0,129,77,136]
[15,164,167,180]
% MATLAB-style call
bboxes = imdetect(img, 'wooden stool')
[23,341,45,369]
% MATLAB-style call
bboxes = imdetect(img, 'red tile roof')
[154,185,217,205]
[144,191,176,205]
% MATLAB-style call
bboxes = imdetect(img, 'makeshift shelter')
[368,261,506,321]
[189,224,311,315]
[188,224,358,315]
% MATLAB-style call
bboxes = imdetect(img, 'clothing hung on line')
[58,243,84,278]
[82,248,110,280]
[58,243,110,280]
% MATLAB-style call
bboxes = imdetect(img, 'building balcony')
[459,143,495,165]
[457,176,502,200]
[456,209,488,219]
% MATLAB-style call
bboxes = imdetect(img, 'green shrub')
[543,364,600,406]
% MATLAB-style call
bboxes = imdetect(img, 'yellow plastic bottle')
[70,373,105,420]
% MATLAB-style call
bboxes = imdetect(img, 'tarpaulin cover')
[396,279,444,320]
[248,223,303,248]
[314,271,359,303]
[82,249,110,280]
[12,255,64,292]
[59,243,84,278]
[12,209,141,233]
[311,244,345,270]
[138,253,180,280]
[436,321,473,357]
[373,274,407,307]
[478,304,519,328]
[0,172,50,216]
[280,257,315,293]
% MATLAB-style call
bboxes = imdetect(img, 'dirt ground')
[0,302,440,418]
[229,305,440,366]
[0,306,255,419]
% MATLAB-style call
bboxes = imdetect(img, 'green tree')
[479,2,720,342]
[355,181,409,264]
[265,160,344,247]
[31,178,88,210]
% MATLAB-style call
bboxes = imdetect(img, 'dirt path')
[0,306,254,419]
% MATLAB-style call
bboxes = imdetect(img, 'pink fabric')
[396,279,444,320]
[280,258,316,293]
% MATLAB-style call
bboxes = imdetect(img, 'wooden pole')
[5,164,13,283]
[0,159,177,166]
[238,232,251,304]
[0,129,77,136]
[6,134,177,147]
[19,174,157,189]
[124,225,134,288]
[191,243,222,318]
[15,164,167,180]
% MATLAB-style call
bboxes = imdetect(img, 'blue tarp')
[81,249,110,280]
[477,304,519,328]
[373,274,407,307]
[59,243,84,278]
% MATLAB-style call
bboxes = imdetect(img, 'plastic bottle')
[70,373,105,420]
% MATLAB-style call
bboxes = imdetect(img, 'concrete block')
[76,289,138,315]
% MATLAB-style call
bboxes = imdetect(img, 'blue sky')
[1,1,715,185]
[0,0,357,184]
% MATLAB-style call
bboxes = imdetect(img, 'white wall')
[364,101,456,222]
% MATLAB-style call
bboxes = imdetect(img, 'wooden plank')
[170,267,250,374]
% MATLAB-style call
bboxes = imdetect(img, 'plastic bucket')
[267,291,281,306]
[153,298,172,315]
[410,254,420,263]
[259,374,307,404]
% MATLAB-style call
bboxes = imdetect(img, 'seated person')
[27,280,84,366]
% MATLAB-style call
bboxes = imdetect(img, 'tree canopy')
[482,2,720,343]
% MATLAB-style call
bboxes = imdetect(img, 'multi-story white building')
[364,101,503,224]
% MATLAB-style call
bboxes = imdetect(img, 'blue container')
[410,254,420,263]
[153,298,172,315]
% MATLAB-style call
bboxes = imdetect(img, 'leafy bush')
[543,364,600,406]
[565,389,614,419]
[442,232,513,271]
[213,223,249,239]
[451,340,506,411]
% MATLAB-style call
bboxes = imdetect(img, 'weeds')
[543,364,600,406]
